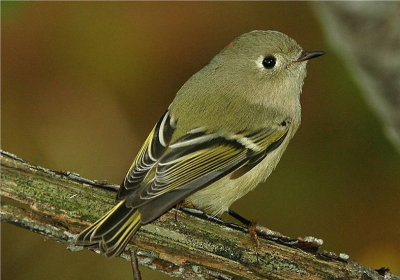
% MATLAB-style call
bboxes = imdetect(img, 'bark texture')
[1,150,398,280]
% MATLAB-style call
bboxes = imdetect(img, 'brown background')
[2,2,399,279]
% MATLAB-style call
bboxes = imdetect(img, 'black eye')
[262,56,276,69]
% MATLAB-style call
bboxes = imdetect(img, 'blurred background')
[2,2,399,279]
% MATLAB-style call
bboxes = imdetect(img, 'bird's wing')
[117,111,176,199]
[124,122,289,223]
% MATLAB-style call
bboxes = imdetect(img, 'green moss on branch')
[1,150,397,280]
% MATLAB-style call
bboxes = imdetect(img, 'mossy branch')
[1,150,397,280]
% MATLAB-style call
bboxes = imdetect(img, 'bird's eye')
[262,56,276,69]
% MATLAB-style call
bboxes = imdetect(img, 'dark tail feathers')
[76,200,141,257]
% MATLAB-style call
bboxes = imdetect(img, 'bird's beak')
[295,51,325,62]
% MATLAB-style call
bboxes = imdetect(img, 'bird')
[76,30,324,257]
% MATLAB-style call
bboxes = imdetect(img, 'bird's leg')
[130,249,142,280]
[174,202,184,221]
[227,209,253,226]
[174,201,196,221]
[227,209,259,259]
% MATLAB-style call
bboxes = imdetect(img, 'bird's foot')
[227,209,260,261]
[248,221,260,262]
[174,201,196,221]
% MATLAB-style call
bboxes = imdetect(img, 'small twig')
[130,249,142,280]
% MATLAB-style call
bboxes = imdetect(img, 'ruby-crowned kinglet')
[76,30,324,257]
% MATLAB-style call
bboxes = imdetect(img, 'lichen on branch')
[1,150,397,280]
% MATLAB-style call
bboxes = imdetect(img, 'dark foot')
[174,202,184,221]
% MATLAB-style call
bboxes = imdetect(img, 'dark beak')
[296,51,325,62]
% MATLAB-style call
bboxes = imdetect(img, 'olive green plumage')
[76,30,324,257]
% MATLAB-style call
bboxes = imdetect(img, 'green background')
[2,2,399,279]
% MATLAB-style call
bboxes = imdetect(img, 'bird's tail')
[76,200,141,257]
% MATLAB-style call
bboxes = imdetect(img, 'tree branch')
[1,150,397,280]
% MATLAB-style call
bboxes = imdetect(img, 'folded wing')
[122,120,289,223]
[117,110,176,199]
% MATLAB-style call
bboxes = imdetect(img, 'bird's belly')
[185,146,286,216]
